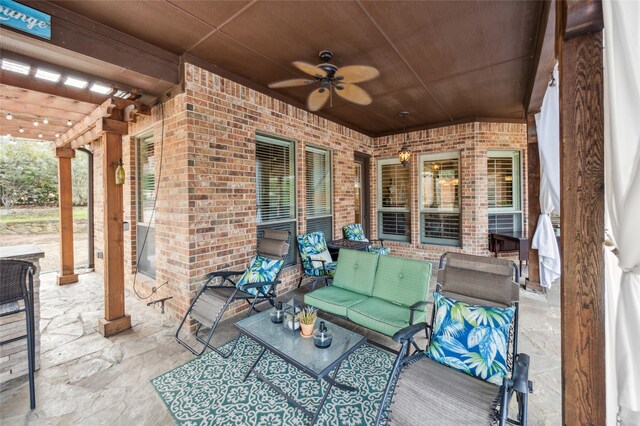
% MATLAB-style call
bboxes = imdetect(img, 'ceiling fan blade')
[307,88,330,111]
[335,65,380,83]
[268,79,314,89]
[335,84,372,106]
[292,61,327,78]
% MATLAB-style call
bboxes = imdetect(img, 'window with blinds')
[305,146,333,239]
[377,159,411,242]
[488,150,522,235]
[419,152,461,246]
[256,133,296,266]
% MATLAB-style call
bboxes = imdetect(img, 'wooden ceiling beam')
[14,1,180,85]
[0,84,96,115]
[0,100,89,122]
[55,98,116,148]
[524,0,557,115]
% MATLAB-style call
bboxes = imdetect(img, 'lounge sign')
[0,0,51,40]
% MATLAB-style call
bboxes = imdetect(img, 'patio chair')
[175,229,290,357]
[296,231,337,289]
[342,223,390,255]
[376,252,531,426]
[0,259,37,409]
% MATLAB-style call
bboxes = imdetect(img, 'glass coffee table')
[235,308,366,425]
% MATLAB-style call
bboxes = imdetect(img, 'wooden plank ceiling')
[0,84,97,141]
[43,0,543,135]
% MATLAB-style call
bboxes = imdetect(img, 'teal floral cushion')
[343,224,369,242]
[297,232,330,274]
[237,255,284,296]
[426,292,515,385]
[368,245,390,255]
[308,261,337,277]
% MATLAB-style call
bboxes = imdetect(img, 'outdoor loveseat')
[304,249,431,338]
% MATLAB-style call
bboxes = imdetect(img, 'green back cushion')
[332,250,379,296]
[372,255,431,310]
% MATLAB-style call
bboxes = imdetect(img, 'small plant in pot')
[298,306,317,337]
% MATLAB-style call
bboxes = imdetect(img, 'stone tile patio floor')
[0,268,561,425]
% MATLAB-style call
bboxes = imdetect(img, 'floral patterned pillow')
[343,224,369,242]
[237,255,284,296]
[426,292,515,385]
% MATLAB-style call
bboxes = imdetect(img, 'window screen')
[305,146,332,239]
[377,159,411,242]
[420,153,461,246]
[488,151,522,235]
[256,134,296,266]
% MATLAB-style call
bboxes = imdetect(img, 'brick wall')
[92,62,526,323]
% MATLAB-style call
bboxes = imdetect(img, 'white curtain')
[532,64,562,288]
[603,0,640,424]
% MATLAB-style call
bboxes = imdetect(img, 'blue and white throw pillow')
[426,292,515,385]
[237,255,284,296]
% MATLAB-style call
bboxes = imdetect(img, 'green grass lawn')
[0,207,88,223]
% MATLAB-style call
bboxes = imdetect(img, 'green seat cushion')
[304,286,369,317]
[332,249,379,296]
[347,298,427,337]
[372,255,431,310]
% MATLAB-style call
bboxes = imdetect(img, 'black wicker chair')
[0,259,37,409]
[376,253,531,425]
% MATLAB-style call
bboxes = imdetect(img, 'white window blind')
[377,159,411,242]
[256,134,296,266]
[420,152,461,246]
[488,150,522,234]
[305,146,332,239]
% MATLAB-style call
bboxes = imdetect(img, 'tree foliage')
[0,138,89,207]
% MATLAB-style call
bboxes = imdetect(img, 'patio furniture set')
[175,224,532,425]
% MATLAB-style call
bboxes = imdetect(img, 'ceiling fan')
[268,51,379,112]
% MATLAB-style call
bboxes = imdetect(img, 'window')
[256,133,296,266]
[377,159,411,242]
[488,150,522,234]
[136,134,156,278]
[305,146,332,239]
[419,152,461,246]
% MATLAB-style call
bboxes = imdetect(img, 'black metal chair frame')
[375,253,531,426]
[176,231,291,358]
[0,259,37,409]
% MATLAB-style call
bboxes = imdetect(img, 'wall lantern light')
[397,111,410,167]
[115,158,125,185]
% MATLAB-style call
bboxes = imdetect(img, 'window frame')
[255,132,298,267]
[376,158,411,242]
[418,151,462,247]
[487,149,523,235]
[305,145,333,239]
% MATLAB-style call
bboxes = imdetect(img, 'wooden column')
[98,132,131,337]
[56,148,78,285]
[525,115,543,291]
[558,0,605,424]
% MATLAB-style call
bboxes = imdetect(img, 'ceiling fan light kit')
[269,51,379,112]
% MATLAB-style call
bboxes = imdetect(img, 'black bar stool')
[0,259,37,409]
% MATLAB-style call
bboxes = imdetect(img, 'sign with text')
[0,0,51,40]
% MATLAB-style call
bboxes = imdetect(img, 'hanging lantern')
[115,158,125,185]
[398,111,410,167]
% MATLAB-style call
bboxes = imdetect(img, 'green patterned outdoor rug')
[152,336,396,425]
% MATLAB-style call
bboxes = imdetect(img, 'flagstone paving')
[0,268,560,425]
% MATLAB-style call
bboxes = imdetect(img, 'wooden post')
[56,148,78,285]
[98,132,131,337]
[558,0,605,424]
[525,115,543,291]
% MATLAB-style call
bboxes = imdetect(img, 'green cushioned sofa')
[304,250,432,337]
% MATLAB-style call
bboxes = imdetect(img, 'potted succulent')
[298,306,318,337]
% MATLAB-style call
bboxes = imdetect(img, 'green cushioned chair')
[303,286,369,317]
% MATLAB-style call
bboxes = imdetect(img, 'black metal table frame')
[237,328,366,425]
